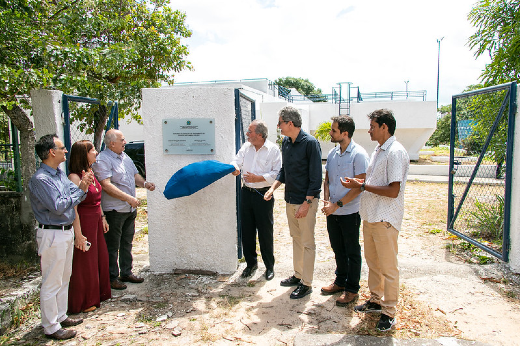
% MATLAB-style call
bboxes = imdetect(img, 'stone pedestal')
[142,87,238,274]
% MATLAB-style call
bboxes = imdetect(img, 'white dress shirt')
[231,139,282,189]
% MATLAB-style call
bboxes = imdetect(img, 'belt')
[242,186,270,193]
[38,223,73,230]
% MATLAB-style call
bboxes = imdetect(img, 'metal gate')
[234,89,256,259]
[62,94,119,174]
[0,114,21,192]
[448,82,517,261]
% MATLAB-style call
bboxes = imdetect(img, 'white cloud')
[172,0,488,106]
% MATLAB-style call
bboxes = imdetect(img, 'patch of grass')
[217,294,242,309]
[428,229,442,234]
[238,257,246,263]
[0,260,38,280]
[477,255,493,265]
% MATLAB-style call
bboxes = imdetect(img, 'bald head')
[104,129,126,154]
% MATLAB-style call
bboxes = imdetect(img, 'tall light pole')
[436,37,444,110]
[404,80,409,99]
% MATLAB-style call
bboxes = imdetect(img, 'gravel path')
[6,182,520,345]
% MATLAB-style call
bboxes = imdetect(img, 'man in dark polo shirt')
[29,134,93,340]
[264,106,322,299]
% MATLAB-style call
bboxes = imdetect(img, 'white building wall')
[142,87,238,274]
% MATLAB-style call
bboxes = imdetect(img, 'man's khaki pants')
[286,199,318,286]
[362,221,399,317]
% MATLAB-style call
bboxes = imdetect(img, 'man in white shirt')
[232,120,282,280]
[341,109,409,332]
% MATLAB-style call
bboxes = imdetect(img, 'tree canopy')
[468,0,520,84]
[0,0,192,186]
[275,77,326,102]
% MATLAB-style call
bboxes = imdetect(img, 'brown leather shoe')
[336,291,359,306]
[120,274,144,283]
[321,283,345,295]
[45,328,76,340]
[60,317,83,327]
[110,278,127,290]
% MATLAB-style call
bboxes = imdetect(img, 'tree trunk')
[2,105,36,186]
[93,104,108,151]
[2,104,36,227]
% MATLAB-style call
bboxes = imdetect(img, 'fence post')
[30,89,66,171]
[509,85,520,272]
[11,122,21,192]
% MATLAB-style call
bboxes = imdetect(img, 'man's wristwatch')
[360,183,366,192]
[336,200,343,208]
[305,198,313,204]
[144,181,148,188]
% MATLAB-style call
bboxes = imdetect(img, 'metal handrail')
[360,90,427,101]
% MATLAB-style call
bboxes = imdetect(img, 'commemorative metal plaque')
[162,118,215,154]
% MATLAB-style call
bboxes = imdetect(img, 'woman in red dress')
[68,140,111,313]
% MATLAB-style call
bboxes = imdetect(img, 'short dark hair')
[278,106,302,128]
[35,134,58,160]
[368,109,396,135]
[69,140,94,175]
[331,116,355,138]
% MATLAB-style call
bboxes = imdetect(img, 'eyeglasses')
[54,146,66,150]
[277,120,289,126]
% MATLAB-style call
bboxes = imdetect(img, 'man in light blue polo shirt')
[92,129,155,290]
[321,116,369,306]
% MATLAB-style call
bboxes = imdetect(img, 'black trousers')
[326,212,362,293]
[241,187,275,270]
[104,210,137,281]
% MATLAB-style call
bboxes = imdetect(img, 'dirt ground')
[5,182,520,345]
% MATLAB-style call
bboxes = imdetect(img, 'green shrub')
[467,194,504,242]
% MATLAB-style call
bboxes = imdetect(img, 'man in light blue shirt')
[321,116,369,307]
[92,129,155,290]
[29,134,93,340]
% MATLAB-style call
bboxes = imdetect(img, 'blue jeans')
[104,210,137,281]
[326,212,362,293]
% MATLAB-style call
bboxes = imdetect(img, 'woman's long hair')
[69,140,94,175]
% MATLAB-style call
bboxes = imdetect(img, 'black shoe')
[280,275,301,286]
[110,279,127,290]
[120,274,144,283]
[290,284,312,299]
[265,268,274,281]
[354,300,382,313]
[376,314,396,332]
[241,264,258,278]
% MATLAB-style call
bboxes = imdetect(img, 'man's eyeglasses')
[54,146,66,150]
[277,120,289,126]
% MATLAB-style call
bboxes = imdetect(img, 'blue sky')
[171,0,488,107]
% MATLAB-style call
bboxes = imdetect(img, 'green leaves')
[468,0,520,84]
[1,0,192,122]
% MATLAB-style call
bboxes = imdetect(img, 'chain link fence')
[448,83,515,260]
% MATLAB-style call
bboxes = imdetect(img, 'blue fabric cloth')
[163,160,235,199]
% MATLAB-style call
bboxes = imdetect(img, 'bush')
[467,194,504,242]
[426,115,451,147]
